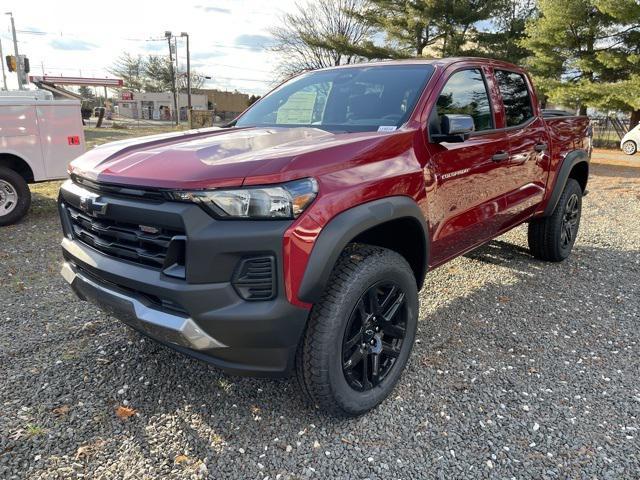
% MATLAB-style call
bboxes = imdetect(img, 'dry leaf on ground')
[76,439,106,460]
[115,405,137,420]
[52,405,70,416]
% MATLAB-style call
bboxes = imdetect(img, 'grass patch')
[84,125,186,149]
[26,424,46,437]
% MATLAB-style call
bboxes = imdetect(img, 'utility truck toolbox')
[58,57,591,416]
[0,93,85,225]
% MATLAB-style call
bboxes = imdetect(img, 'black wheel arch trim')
[543,149,589,217]
[298,196,429,304]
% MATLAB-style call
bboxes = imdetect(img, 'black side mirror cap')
[432,114,475,143]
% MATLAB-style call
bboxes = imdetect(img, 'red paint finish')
[68,57,591,306]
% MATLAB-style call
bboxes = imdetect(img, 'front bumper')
[58,181,310,377]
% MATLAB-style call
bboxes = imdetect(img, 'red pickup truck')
[58,58,590,416]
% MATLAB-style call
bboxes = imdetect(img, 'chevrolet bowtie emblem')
[79,195,108,216]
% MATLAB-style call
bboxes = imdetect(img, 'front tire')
[622,140,637,155]
[296,244,418,417]
[0,167,31,226]
[528,178,582,262]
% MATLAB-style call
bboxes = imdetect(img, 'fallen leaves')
[76,439,106,460]
[115,405,137,420]
[52,405,70,416]
[175,454,190,465]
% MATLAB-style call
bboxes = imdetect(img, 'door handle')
[492,151,509,162]
[534,142,548,152]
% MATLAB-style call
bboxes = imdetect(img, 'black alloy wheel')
[342,282,407,391]
[560,193,580,248]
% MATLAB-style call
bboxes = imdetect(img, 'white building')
[114,91,208,121]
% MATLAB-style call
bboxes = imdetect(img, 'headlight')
[169,178,318,219]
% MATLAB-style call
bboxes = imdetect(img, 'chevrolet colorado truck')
[58,58,591,416]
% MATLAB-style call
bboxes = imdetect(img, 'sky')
[1,0,299,95]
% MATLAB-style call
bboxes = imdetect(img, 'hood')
[70,126,413,189]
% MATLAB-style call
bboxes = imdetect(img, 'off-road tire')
[0,167,31,226]
[528,178,582,262]
[296,244,419,417]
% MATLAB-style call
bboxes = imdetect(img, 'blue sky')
[1,0,298,94]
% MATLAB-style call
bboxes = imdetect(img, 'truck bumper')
[60,238,310,378]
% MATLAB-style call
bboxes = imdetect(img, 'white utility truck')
[0,91,85,225]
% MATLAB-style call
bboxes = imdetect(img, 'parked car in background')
[0,93,85,225]
[58,58,591,416]
[621,122,640,155]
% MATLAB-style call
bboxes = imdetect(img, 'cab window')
[495,70,534,127]
[430,69,493,135]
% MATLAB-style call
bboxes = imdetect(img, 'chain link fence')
[590,116,632,149]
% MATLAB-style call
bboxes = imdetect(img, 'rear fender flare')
[297,196,429,304]
[543,149,589,216]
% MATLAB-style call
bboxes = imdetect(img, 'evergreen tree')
[521,0,640,118]
[354,0,499,57]
[471,0,537,64]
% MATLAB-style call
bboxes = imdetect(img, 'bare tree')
[270,0,377,77]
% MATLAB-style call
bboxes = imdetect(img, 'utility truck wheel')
[528,179,582,262]
[296,244,418,417]
[0,167,31,226]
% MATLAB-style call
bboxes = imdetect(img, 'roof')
[313,56,522,72]
[0,97,80,106]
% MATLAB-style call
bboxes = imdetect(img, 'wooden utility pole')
[165,31,179,126]
[181,32,191,111]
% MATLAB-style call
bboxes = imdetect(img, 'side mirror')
[432,114,475,143]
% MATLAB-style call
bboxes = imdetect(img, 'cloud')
[49,38,97,51]
[191,51,225,61]
[234,34,273,51]
[195,5,231,14]
[142,42,166,52]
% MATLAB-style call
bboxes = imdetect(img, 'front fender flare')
[297,196,429,304]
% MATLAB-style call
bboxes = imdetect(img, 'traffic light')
[5,55,16,72]
[23,56,30,74]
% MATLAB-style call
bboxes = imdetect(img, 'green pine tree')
[521,0,640,120]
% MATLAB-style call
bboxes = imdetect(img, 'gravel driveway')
[1,163,638,479]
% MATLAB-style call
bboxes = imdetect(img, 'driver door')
[425,67,512,266]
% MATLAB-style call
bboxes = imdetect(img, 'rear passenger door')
[493,69,551,229]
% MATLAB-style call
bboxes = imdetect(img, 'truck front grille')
[65,204,184,270]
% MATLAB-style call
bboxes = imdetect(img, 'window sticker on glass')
[276,91,318,124]
[377,126,397,132]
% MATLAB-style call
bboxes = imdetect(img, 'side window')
[432,69,493,133]
[495,70,534,127]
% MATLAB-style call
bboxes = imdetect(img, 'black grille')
[65,204,184,270]
[232,256,276,301]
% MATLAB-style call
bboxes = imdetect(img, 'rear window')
[495,70,534,127]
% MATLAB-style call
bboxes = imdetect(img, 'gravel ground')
[1,162,639,479]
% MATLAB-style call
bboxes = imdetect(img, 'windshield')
[235,64,434,132]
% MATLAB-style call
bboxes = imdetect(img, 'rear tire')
[296,244,418,417]
[528,178,582,262]
[622,140,637,155]
[0,167,31,226]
